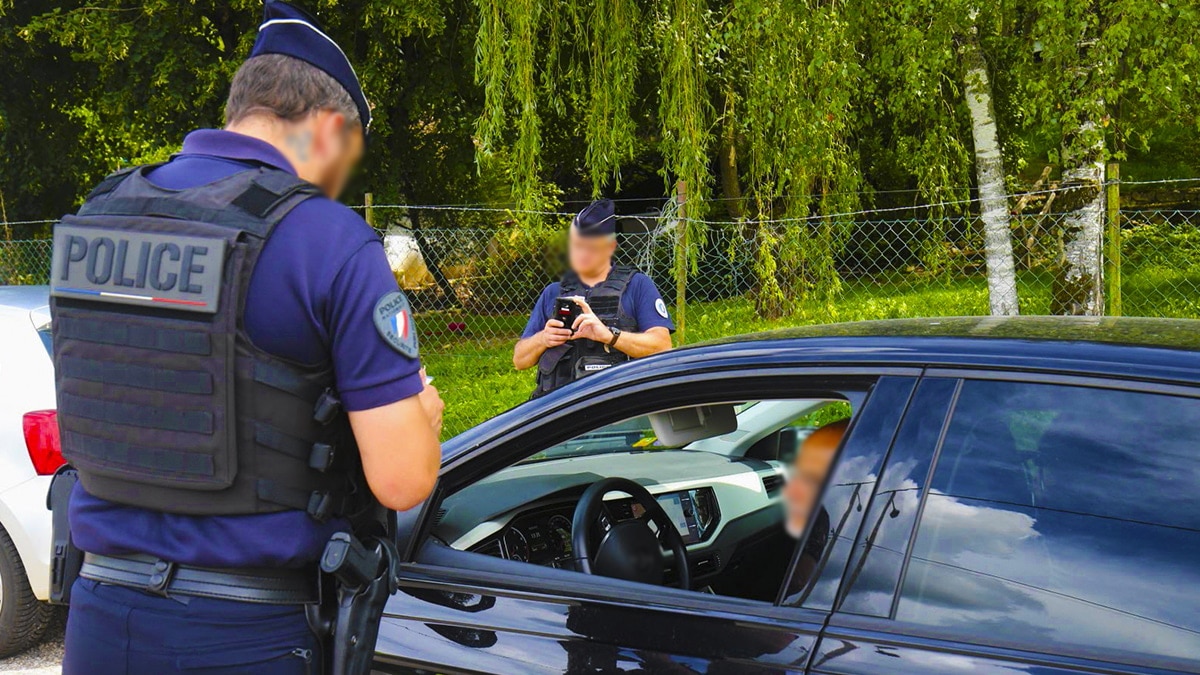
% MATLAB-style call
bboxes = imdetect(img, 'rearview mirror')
[649,404,737,446]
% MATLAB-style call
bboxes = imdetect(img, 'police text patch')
[50,224,225,314]
[373,291,419,358]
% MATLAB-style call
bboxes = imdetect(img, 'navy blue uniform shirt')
[520,270,675,339]
[69,129,423,568]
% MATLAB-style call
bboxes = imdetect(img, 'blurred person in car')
[783,420,848,584]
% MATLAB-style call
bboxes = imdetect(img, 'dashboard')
[438,449,786,586]
[470,487,721,567]
[473,505,576,567]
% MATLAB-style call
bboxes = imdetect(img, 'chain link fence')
[4,207,1197,434]
[3,209,1198,343]
[367,208,1200,351]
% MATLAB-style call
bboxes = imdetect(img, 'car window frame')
[779,375,924,609]
[402,365,922,620]
[436,366,915,492]
[788,376,959,615]
[826,369,1200,674]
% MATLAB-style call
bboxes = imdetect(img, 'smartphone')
[555,296,584,331]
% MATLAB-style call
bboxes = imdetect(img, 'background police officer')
[513,199,674,397]
[53,3,443,673]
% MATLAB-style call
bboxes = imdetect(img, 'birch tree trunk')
[1051,15,1106,317]
[962,25,1018,316]
[1053,138,1105,315]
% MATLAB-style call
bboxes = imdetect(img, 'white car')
[0,285,59,657]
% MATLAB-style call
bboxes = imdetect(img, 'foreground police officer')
[513,199,674,397]
[51,3,443,673]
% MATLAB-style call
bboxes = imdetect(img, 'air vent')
[761,473,784,496]
[432,507,448,527]
[473,539,503,558]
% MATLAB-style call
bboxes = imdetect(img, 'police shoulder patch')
[655,298,669,319]
[373,291,419,358]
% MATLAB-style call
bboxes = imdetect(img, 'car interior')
[431,397,856,603]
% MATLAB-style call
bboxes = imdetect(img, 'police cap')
[572,199,617,237]
[249,1,372,134]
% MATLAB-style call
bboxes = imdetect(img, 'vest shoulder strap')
[229,169,322,223]
[603,265,639,293]
[560,266,641,295]
[83,165,152,202]
[559,270,582,294]
[78,166,321,240]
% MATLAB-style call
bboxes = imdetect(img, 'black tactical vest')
[533,266,641,398]
[50,165,366,523]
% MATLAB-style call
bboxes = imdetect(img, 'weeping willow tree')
[474,0,547,213]
[656,0,713,329]
[724,0,862,317]
[475,0,1164,320]
[471,0,868,317]
[849,0,976,274]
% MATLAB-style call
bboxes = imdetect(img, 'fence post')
[675,180,688,345]
[364,192,376,229]
[1105,163,1121,316]
[0,186,10,241]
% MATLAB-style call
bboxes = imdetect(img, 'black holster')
[46,465,83,605]
[312,532,400,675]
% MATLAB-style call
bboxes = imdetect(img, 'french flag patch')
[373,290,419,358]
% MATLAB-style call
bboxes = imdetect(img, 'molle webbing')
[534,266,641,397]
[52,166,362,521]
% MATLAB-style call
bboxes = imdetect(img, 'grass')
[422,266,1200,437]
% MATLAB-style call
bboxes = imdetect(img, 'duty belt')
[80,552,317,605]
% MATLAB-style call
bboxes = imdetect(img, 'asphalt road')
[0,611,64,675]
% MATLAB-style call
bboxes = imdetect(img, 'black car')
[375,317,1200,675]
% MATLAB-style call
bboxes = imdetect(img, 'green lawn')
[422,266,1198,437]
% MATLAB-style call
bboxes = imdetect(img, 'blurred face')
[568,226,617,277]
[306,109,364,199]
[784,423,844,538]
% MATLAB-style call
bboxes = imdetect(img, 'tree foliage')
[2,0,1198,317]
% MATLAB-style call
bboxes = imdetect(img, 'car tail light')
[23,410,64,475]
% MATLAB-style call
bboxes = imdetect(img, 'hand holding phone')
[555,296,585,333]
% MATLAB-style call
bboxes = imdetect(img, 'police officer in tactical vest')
[514,200,674,397]
[49,3,444,673]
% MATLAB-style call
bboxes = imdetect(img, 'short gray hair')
[225,54,361,127]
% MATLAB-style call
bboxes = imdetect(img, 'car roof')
[452,316,1200,452]
[662,315,1200,386]
[0,285,49,312]
[710,315,1200,352]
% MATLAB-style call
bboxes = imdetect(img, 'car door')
[810,373,1200,675]
[373,369,920,675]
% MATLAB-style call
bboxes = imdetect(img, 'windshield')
[518,399,848,464]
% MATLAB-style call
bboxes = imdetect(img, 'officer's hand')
[541,319,572,349]
[418,371,444,437]
[571,299,614,344]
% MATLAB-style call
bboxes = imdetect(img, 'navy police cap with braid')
[573,199,617,237]
[249,1,372,134]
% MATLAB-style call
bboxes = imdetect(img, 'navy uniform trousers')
[64,578,320,674]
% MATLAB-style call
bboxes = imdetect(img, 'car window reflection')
[898,381,1200,670]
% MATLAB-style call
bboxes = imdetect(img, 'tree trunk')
[1052,145,1105,315]
[962,28,1019,316]
[719,90,744,222]
[1051,16,1106,317]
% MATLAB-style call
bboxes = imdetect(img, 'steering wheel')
[571,477,691,590]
